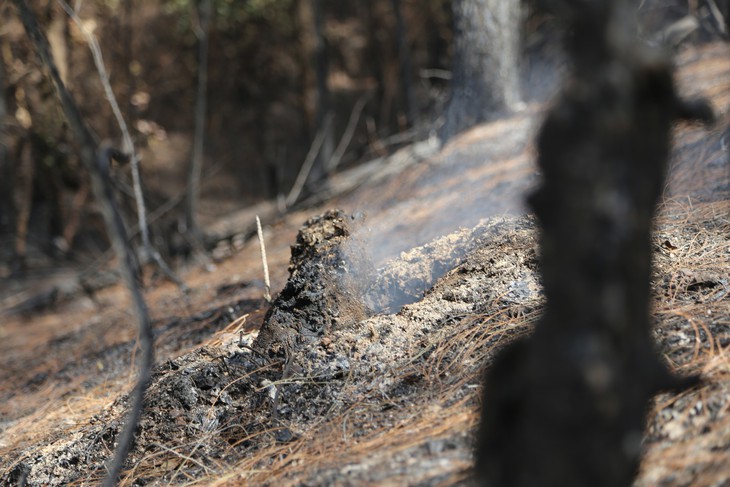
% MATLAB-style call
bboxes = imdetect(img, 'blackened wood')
[185,0,212,242]
[439,0,522,142]
[475,1,713,486]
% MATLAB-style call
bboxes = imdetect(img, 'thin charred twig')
[238,342,273,364]
[285,114,334,208]
[706,0,727,35]
[96,147,155,487]
[10,2,153,484]
[325,92,372,173]
[56,0,187,292]
[55,1,131,157]
[256,215,272,303]
[271,356,293,419]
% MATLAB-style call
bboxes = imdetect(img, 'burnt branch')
[476,1,713,486]
[57,0,186,291]
[96,147,155,487]
[10,1,154,485]
[185,0,212,244]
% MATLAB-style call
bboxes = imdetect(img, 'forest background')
[2,0,726,277]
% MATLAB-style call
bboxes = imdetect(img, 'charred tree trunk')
[0,56,10,245]
[440,0,522,142]
[299,0,332,190]
[122,0,135,122]
[390,0,415,128]
[475,1,713,486]
[185,0,211,243]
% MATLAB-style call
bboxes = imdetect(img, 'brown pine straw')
[220,202,726,486]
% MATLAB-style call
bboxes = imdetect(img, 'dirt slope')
[0,42,728,486]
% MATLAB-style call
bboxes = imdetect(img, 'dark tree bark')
[312,0,330,147]
[0,55,13,248]
[390,0,415,127]
[475,1,713,486]
[440,0,522,142]
[122,0,135,122]
[302,0,332,188]
[185,0,212,242]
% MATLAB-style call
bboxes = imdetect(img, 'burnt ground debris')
[2,212,544,485]
[2,199,728,485]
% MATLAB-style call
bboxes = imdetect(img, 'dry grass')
[637,201,730,486]
[0,378,129,479]
[173,303,540,485]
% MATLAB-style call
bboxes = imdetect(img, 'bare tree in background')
[185,0,212,244]
[300,0,332,190]
[439,0,522,142]
[0,56,10,243]
[122,0,135,122]
[390,0,415,128]
[56,0,185,289]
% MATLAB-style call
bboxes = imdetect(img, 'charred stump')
[475,1,713,486]
[253,209,371,369]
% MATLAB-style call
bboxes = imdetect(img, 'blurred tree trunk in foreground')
[475,1,713,486]
[440,0,522,142]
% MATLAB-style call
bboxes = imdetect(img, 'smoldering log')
[475,1,713,486]
[253,209,372,364]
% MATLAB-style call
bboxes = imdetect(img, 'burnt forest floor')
[0,42,729,486]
